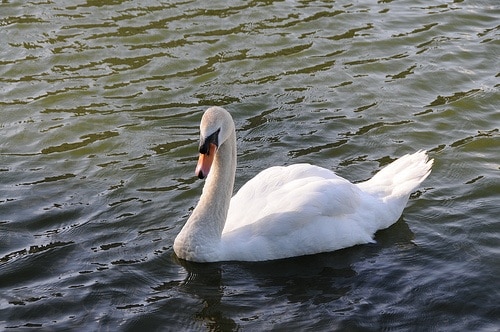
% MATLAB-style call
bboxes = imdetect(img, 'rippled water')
[1,0,499,330]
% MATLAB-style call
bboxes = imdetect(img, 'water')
[1,0,499,330]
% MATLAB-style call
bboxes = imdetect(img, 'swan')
[174,107,433,262]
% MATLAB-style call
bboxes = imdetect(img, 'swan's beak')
[196,143,217,179]
[196,129,220,179]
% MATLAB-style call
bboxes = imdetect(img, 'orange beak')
[195,143,217,179]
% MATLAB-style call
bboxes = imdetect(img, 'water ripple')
[1,0,499,330]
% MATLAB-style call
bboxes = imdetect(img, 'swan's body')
[174,107,433,262]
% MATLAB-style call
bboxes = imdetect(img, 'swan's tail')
[357,150,433,199]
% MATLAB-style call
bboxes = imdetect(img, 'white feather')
[174,107,433,262]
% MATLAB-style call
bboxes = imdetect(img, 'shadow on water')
[129,218,415,331]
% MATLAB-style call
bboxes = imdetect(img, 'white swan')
[174,107,433,262]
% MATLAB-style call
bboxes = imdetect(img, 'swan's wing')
[223,163,363,234]
[220,167,381,261]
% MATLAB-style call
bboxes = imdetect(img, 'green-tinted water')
[1,0,499,330]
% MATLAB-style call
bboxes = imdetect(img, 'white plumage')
[174,107,433,262]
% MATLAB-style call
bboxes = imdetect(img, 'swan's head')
[195,107,234,179]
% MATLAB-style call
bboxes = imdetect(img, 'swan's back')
[220,164,373,260]
[224,164,350,232]
[220,152,432,261]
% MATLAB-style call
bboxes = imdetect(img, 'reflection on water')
[161,247,364,331]
[161,219,415,330]
[1,0,499,330]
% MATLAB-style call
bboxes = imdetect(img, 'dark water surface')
[1,0,499,330]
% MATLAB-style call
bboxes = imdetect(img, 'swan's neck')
[174,131,236,261]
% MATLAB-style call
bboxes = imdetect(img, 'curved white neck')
[174,130,237,261]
